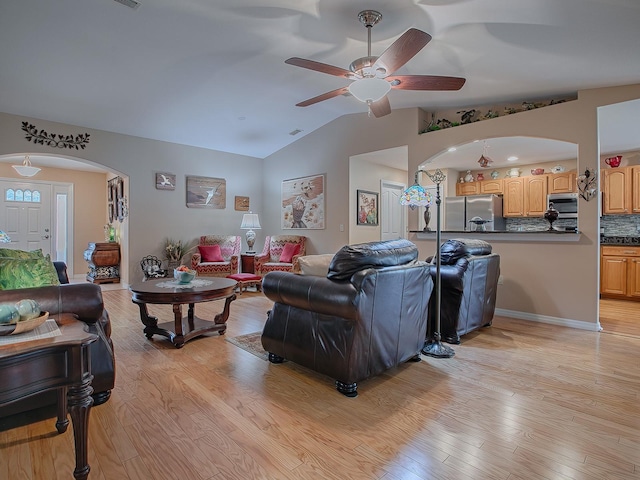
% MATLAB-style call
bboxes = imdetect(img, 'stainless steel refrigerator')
[444,194,505,231]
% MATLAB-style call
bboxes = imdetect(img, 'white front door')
[0,180,52,255]
[381,180,406,241]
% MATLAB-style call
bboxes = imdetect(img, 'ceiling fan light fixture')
[12,155,41,177]
[348,77,391,103]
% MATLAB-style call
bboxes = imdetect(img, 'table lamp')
[240,213,261,253]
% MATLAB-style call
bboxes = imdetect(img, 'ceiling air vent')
[289,129,303,136]
[113,0,141,10]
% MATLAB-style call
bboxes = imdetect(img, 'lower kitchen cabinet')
[600,246,640,299]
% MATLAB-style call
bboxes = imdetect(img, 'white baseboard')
[494,308,602,332]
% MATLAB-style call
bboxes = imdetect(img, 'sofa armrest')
[263,271,358,320]
[191,253,202,269]
[53,261,70,284]
[0,283,105,325]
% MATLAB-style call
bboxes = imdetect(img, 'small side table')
[241,253,256,274]
[84,242,120,284]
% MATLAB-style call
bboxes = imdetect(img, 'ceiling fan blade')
[295,86,351,107]
[387,75,466,91]
[373,28,432,76]
[369,95,391,118]
[285,57,356,79]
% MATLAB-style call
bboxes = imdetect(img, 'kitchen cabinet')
[632,166,640,213]
[456,178,503,196]
[602,167,632,214]
[548,172,576,194]
[525,174,548,216]
[503,176,547,217]
[503,178,524,216]
[600,246,640,299]
[456,181,479,196]
[479,179,503,194]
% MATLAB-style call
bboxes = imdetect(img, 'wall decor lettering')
[21,121,90,150]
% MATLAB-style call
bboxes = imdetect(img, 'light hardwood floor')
[2,288,639,479]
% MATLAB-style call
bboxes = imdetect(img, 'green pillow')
[0,248,44,259]
[0,256,60,290]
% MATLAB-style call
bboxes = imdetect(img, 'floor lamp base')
[422,333,455,358]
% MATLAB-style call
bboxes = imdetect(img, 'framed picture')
[186,175,226,209]
[281,174,325,229]
[234,196,250,211]
[155,172,176,190]
[357,190,378,226]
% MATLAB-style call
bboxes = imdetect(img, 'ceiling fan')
[285,10,466,118]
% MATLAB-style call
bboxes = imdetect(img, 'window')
[4,188,41,203]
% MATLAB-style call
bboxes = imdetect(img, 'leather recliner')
[261,239,433,397]
[427,238,500,344]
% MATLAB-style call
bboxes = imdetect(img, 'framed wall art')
[357,190,378,226]
[281,174,325,229]
[155,172,176,190]
[234,196,250,211]
[186,175,226,209]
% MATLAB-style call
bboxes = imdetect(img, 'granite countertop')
[601,236,640,245]
[412,230,582,242]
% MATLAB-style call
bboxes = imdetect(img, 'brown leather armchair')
[0,265,115,420]
[261,239,433,397]
[427,239,500,344]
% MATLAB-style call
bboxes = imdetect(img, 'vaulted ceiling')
[1,0,639,160]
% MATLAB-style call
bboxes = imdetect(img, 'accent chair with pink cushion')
[191,235,241,277]
[255,235,306,276]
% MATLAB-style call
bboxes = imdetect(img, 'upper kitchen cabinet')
[504,176,548,217]
[602,166,632,214]
[456,181,480,196]
[503,178,524,217]
[480,179,503,194]
[548,172,576,194]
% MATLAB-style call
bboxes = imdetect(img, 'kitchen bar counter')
[412,230,582,242]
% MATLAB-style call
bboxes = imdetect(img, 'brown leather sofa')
[261,239,433,397]
[427,239,500,344]
[0,262,115,420]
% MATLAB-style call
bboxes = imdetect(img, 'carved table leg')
[55,387,69,434]
[135,302,158,339]
[213,294,237,335]
[67,377,94,480]
[172,303,185,348]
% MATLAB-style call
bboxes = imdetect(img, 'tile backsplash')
[601,214,640,236]
[506,217,577,232]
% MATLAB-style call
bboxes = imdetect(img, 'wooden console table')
[0,318,97,480]
[84,242,120,284]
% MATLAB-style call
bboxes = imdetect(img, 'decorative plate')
[0,311,49,336]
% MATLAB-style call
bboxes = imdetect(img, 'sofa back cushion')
[294,254,334,276]
[327,239,418,281]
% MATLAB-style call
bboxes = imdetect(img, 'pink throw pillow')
[280,243,301,263]
[198,244,224,262]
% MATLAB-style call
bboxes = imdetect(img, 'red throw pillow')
[198,244,224,262]
[280,243,301,263]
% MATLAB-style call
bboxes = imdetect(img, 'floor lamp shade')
[240,213,261,253]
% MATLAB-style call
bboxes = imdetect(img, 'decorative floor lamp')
[401,169,455,358]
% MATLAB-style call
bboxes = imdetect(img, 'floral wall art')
[281,174,325,229]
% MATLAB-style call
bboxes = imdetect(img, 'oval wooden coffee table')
[129,277,237,348]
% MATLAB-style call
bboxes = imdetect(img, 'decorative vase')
[167,259,180,271]
[544,203,559,231]
[423,206,431,232]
